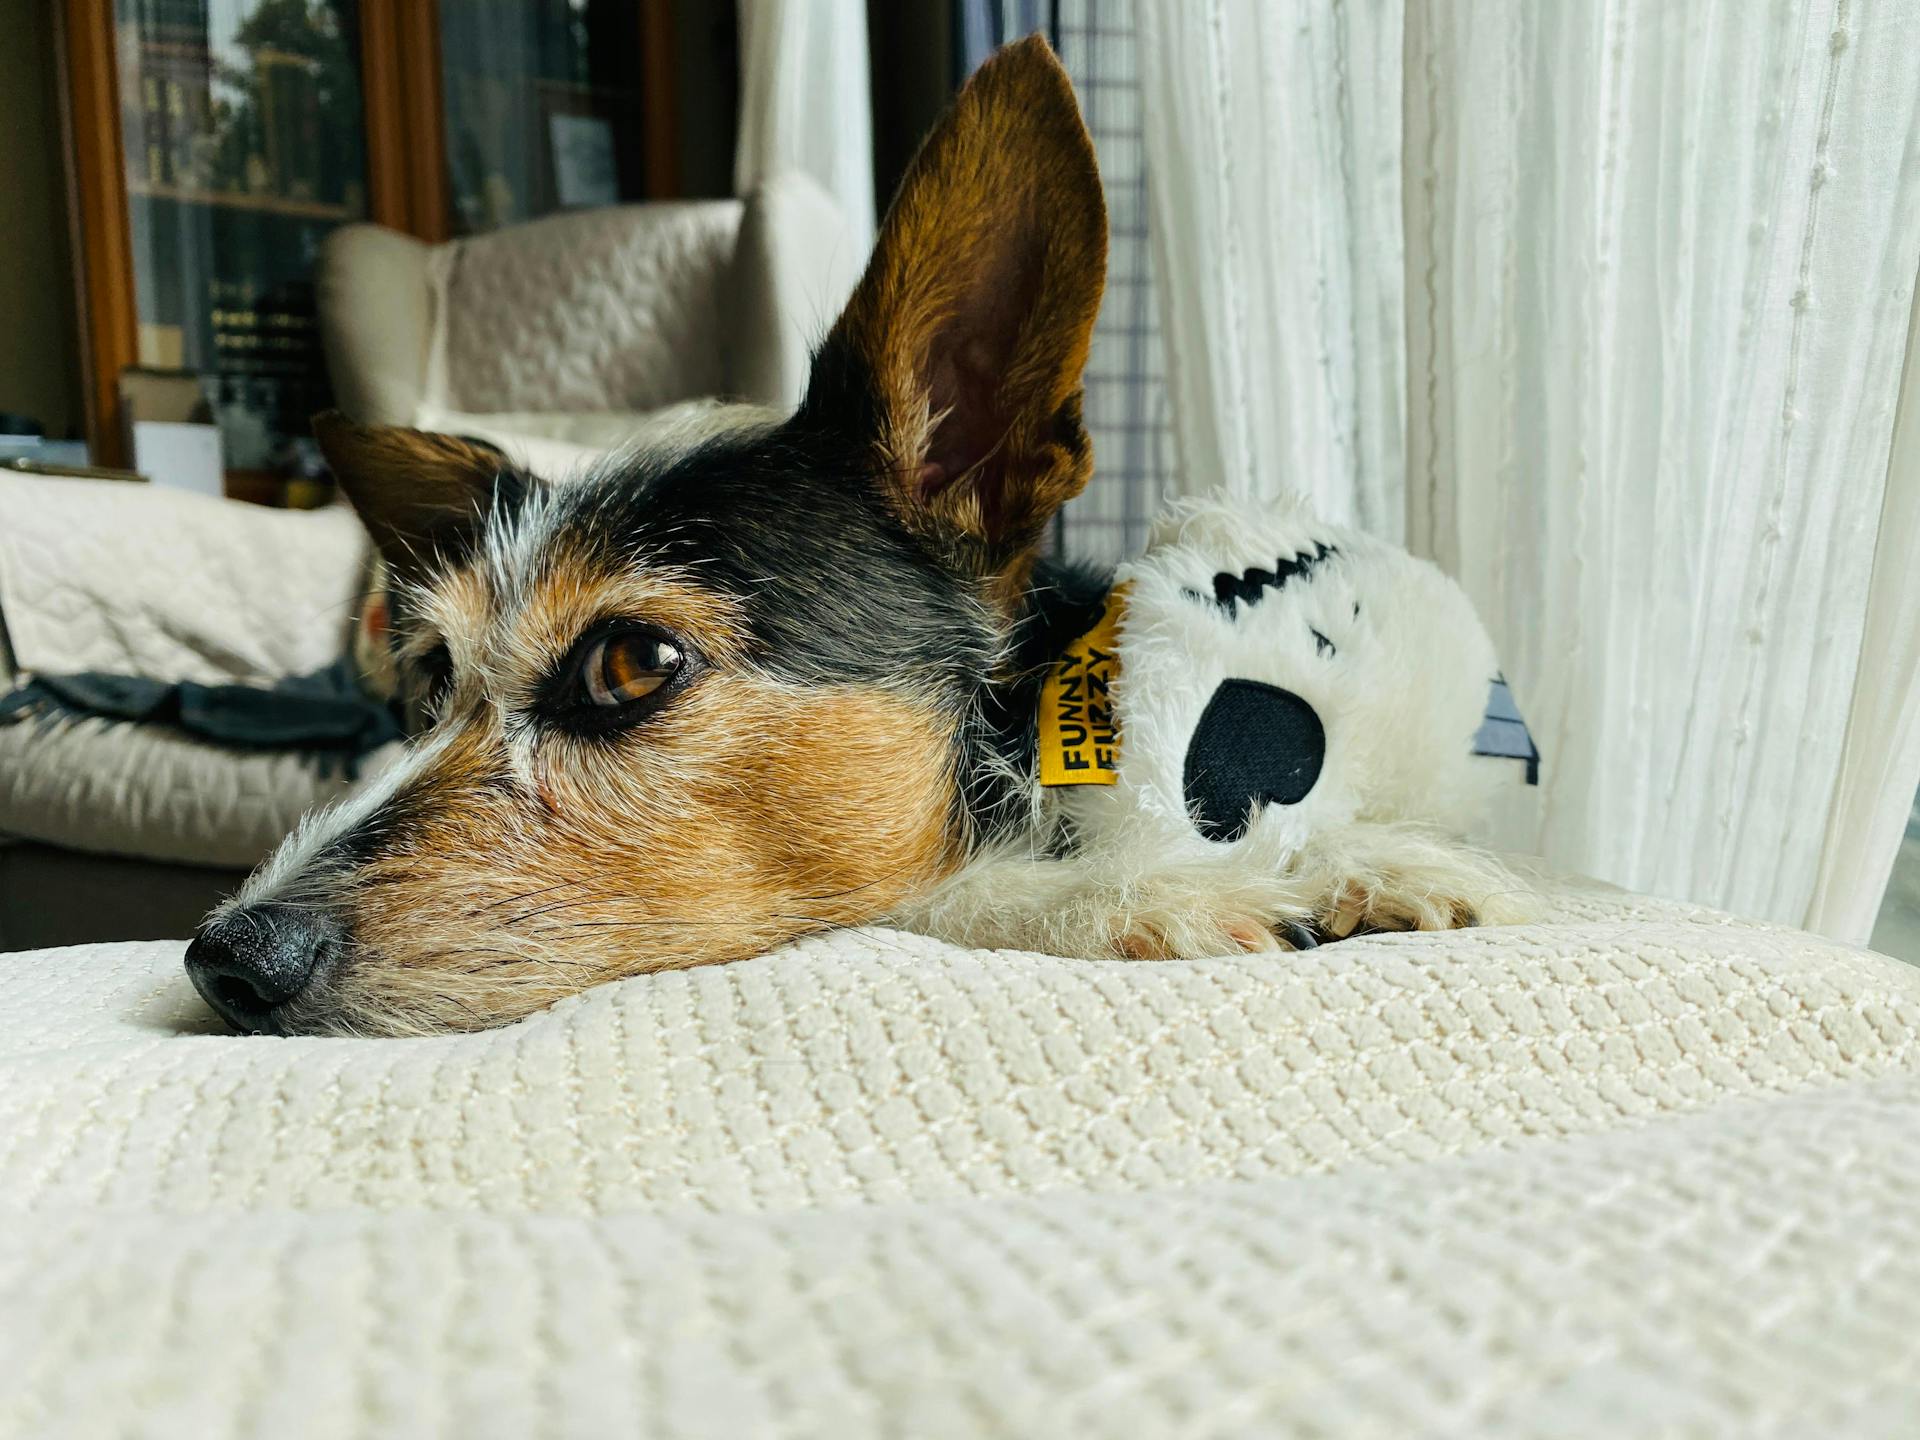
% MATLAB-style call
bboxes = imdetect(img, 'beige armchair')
[317,172,865,473]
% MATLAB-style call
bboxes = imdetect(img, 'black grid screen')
[987,0,1174,562]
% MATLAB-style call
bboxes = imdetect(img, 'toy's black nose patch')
[1183,680,1325,843]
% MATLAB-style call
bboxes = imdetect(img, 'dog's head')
[186,37,1107,1035]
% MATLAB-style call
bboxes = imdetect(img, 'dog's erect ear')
[799,35,1107,589]
[314,412,520,582]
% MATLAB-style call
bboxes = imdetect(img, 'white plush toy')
[899,493,1539,958]
[1054,493,1534,861]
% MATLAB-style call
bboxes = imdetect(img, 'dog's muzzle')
[186,904,340,1035]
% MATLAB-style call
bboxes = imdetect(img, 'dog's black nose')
[185,904,335,1034]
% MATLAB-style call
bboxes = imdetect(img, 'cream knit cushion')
[4,878,1919,1435]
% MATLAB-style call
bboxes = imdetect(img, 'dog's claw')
[1278,919,1319,950]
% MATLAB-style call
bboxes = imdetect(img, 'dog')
[184,36,1524,1037]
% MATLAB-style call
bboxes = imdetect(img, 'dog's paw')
[1315,878,1481,939]
[1283,823,1540,941]
[1110,908,1293,960]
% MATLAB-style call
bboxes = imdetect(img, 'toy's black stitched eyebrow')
[1181,542,1340,617]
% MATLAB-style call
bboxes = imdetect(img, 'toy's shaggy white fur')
[892,494,1535,959]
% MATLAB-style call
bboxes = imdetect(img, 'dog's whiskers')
[463,877,597,918]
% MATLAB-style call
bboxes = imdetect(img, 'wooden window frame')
[55,1,138,468]
[361,0,450,242]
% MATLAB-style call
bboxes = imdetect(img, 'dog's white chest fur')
[1050,495,1513,868]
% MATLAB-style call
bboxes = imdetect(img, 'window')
[114,0,370,470]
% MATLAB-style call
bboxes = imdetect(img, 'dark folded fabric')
[0,657,403,778]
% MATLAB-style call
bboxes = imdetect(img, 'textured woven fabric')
[5,878,1920,1434]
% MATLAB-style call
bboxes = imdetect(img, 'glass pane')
[439,1,650,235]
[115,0,368,475]
[1871,786,1920,963]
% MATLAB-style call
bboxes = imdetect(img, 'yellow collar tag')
[1038,584,1127,786]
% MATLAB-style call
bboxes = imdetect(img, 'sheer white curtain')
[734,0,876,257]
[1141,0,1920,936]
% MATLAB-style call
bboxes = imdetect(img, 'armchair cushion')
[408,397,782,480]
[406,405,645,478]
[313,224,433,427]
[0,714,394,868]
[317,180,861,470]
[424,201,742,418]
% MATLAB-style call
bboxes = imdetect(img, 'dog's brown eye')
[581,632,683,708]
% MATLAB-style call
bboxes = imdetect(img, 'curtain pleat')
[734,0,876,258]
[1137,0,1406,539]
[1808,270,1920,941]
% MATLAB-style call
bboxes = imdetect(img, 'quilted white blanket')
[0,473,382,867]
[4,881,1919,1437]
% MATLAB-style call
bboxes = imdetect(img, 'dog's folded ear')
[314,412,527,584]
[799,34,1107,591]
